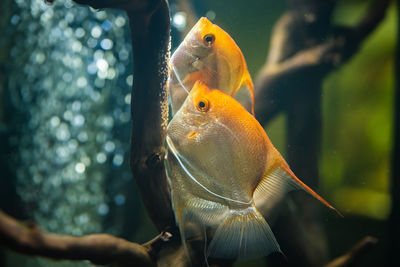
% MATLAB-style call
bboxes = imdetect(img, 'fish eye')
[203,34,215,46]
[196,98,210,112]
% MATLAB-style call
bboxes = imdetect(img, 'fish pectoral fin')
[254,159,342,217]
[207,206,280,259]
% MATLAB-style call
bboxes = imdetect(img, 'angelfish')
[165,81,340,259]
[168,17,255,116]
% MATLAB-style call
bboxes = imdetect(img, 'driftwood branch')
[69,0,155,13]
[127,0,175,233]
[1,208,377,267]
[0,211,174,267]
[72,0,177,235]
[255,0,391,124]
[74,0,180,258]
[325,236,378,267]
[258,0,390,266]
[72,0,176,232]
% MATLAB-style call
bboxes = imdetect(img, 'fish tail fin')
[207,206,281,259]
[254,149,343,217]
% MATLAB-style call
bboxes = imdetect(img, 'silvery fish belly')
[168,17,254,115]
[165,81,340,260]
[165,145,228,236]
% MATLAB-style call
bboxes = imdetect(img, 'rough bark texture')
[126,0,175,233]
[0,211,163,267]
[326,236,378,267]
[255,0,391,124]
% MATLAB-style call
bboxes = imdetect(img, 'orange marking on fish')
[187,131,198,139]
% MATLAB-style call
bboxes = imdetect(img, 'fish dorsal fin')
[254,152,342,218]
[233,72,255,116]
[237,71,255,116]
[242,72,255,116]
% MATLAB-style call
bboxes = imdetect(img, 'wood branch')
[127,0,177,232]
[255,0,391,125]
[68,0,176,238]
[254,42,334,123]
[256,0,390,266]
[72,0,176,235]
[69,0,157,13]
[352,0,391,42]
[325,236,378,267]
[264,12,298,66]
[142,231,173,256]
[0,211,160,267]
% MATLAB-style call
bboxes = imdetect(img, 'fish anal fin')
[207,206,280,259]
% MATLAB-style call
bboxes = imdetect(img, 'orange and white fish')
[166,81,340,260]
[168,17,255,116]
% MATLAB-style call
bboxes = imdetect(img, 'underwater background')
[0,0,396,266]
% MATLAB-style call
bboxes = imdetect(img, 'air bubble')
[75,162,86,173]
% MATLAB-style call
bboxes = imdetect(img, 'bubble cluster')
[8,0,133,251]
